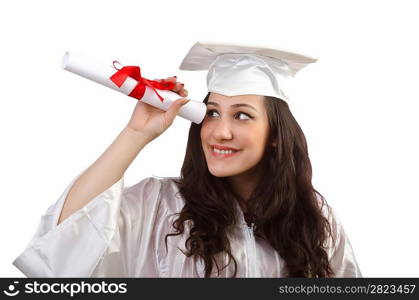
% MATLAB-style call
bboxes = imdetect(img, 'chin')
[207,165,245,178]
[209,171,233,178]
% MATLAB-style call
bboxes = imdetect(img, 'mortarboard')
[179,41,318,102]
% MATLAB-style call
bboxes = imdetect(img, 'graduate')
[13,42,362,277]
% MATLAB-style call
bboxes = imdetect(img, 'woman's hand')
[125,76,189,142]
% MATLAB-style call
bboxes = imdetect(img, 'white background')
[1,0,418,277]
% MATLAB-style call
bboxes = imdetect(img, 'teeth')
[213,148,236,155]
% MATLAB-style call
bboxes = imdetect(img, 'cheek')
[241,137,265,160]
[200,124,210,142]
[241,126,268,149]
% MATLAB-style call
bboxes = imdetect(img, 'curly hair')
[165,93,335,277]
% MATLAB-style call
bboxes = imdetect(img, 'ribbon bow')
[109,61,175,102]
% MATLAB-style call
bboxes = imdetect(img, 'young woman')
[13,42,361,277]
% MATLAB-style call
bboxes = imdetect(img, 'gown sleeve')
[12,171,164,278]
[325,205,363,277]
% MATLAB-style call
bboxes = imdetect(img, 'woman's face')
[200,93,270,178]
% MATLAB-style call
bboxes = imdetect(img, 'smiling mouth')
[210,146,240,158]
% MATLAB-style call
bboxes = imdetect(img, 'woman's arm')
[57,77,189,225]
[57,126,151,225]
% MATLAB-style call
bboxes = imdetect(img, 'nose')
[212,118,233,141]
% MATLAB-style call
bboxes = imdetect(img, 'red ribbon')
[109,61,175,102]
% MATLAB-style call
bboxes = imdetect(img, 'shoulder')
[315,194,348,255]
[152,176,186,213]
[315,195,362,276]
[315,193,342,228]
[121,176,185,216]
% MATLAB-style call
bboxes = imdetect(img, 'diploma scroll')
[61,51,206,124]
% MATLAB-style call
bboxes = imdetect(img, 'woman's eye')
[206,110,220,117]
[206,109,252,120]
[236,112,251,120]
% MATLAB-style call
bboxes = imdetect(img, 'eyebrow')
[206,102,258,112]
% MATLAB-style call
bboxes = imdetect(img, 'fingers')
[178,85,188,97]
[164,98,190,125]
[154,76,188,97]
[173,82,187,97]
[166,76,188,96]
[165,76,177,82]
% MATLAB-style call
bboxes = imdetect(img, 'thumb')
[164,98,189,124]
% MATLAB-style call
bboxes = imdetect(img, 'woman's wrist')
[123,125,155,145]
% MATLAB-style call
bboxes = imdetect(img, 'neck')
[227,164,262,213]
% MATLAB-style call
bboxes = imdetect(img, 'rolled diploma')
[61,51,206,124]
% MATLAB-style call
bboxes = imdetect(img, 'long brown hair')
[165,93,335,277]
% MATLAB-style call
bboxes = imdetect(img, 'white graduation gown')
[13,174,362,277]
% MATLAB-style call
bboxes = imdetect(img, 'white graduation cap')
[179,41,318,102]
